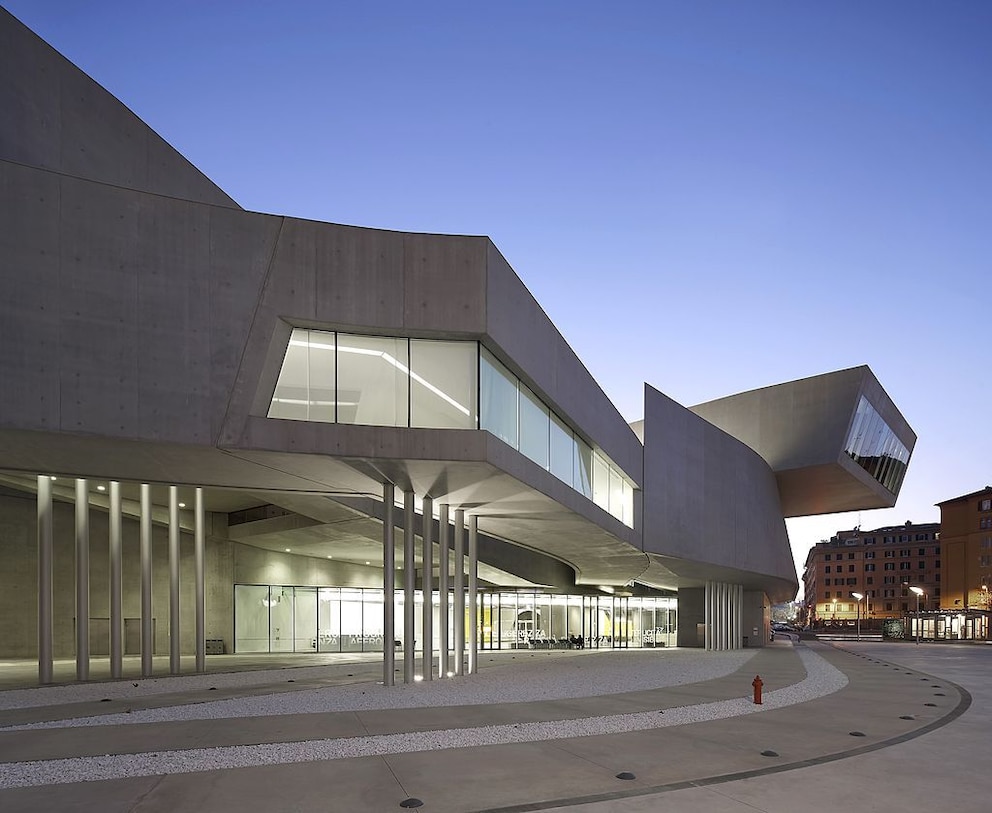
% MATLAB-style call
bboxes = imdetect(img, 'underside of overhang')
[776,455,897,517]
[639,553,798,604]
[0,427,650,588]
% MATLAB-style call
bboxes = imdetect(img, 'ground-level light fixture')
[851,592,864,641]
[909,586,925,645]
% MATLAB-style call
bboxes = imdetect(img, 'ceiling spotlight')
[365,561,371,566]
[50,476,57,481]
[327,555,333,559]
[178,502,186,508]
[97,485,106,492]
[285,548,291,553]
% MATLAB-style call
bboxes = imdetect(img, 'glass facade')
[269,329,637,527]
[235,584,676,653]
[844,396,910,494]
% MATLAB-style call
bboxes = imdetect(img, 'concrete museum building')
[0,10,917,685]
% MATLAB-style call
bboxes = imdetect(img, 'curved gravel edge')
[0,648,846,789]
[5,650,759,728]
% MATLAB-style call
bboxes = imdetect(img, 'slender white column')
[169,486,180,674]
[75,479,90,681]
[382,483,395,687]
[37,475,53,684]
[109,481,123,679]
[718,582,726,651]
[467,514,478,675]
[438,504,449,678]
[140,483,153,677]
[723,583,730,651]
[403,490,415,684]
[421,496,433,681]
[453,509,465,676]
[194,487,206,673]
[732,585,739,650]
[704,581,711,651]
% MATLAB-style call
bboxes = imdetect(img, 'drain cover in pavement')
[400,799,424,808]
[616,772,636,781]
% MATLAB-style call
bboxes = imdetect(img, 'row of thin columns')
[36,476,207,684]
[382,485,478,686]
[705,581,743,651]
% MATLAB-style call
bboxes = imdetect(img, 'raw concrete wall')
[642,385,796,593]
[676,587,704,647]
[0,9,237,208]
[0,493,232,658]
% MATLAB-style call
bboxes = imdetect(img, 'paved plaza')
[0,639,989,811]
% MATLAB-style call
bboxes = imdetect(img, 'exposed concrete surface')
[0,640,980,812]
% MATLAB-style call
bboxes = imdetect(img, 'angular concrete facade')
[0,10,916,683]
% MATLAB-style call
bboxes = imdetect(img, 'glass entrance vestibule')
[234,585,677,654]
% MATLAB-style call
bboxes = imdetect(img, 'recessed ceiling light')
[97,485,106,492]
[178,502,186,508]
[50,476,57,481]
[327,555,333,559]
[365,561,370,566]
[285,548,291,553]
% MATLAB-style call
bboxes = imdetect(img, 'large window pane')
[550,413,573,484]
[269,586,294,652]
[340,589,364,652]
[317,588,340,652]
[307,330,336,423]
[573,438,593,498]
[592,451,610,511]
[410,339,478,429]
[294,587,318,652]
[518,383,549,468]
[480,347,518,447]
[337,334,409,427]
[269,328,310,420]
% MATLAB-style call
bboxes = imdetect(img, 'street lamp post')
[851,592,864,642]
[909,586,924,645]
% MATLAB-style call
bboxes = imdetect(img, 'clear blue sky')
[6,1,990,594]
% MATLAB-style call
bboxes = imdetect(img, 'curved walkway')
[0,640,972,812]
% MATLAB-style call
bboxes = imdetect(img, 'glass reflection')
[844,396,909,494]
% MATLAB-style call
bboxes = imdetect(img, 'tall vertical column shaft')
[194,487,206,673]
[75,479,90,681]
[453,509,465,676]
[382,483,395,687]
[438,504,449,678]
[421,496,433,681]
[403,490,415,684]
[169,486,180,674]
[109,481,123,679]
[37,475,53,684]
[467,514,478,675]
[140,483,153,677]
[704,581,712,650]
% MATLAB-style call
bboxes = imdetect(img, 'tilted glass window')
[480,346,518,447]
[337,334,409,427]
[268,330,637,527]
[269,328,316,421]
[549,412,574,484]
[518,382,550,468]
[409,339,478,429]
[843,396,910,494]
[573,438,593,499]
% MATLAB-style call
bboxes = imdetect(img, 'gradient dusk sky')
[6,1,989,594]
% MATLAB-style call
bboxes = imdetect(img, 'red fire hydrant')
[752,675,763,705]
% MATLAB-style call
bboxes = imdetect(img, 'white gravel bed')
[4,649,756,729]
[0,661,380,711]
[0,648,846,789]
